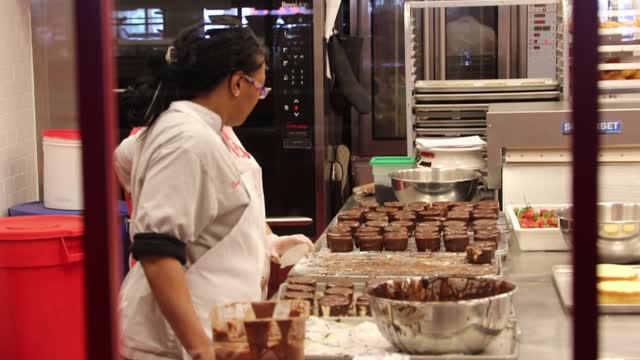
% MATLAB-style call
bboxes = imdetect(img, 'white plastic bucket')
[43,129,83,210]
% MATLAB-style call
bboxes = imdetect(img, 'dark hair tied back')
[121,22,267,128]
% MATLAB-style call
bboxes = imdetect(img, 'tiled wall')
[0,0,39,216]
[30,0,79,198]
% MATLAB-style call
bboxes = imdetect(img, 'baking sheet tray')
[414,91,561,102]
[552,265,640,313]
[290,252,502,283]
[415,78,559,94]
[304,317,520,360]
[414,104,489,112]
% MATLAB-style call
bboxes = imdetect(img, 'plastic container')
[369,156,416,203]
[9,201,130,278]
[0,215,85,360]
[506,204,569,251]
[43,129,83,210]
[418,146,486,170]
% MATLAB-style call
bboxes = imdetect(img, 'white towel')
[416,136,487,150]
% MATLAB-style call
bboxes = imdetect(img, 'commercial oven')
[113,0,336,237]
[348,0,562,157]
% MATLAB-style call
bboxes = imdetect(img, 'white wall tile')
[0,0,38,215]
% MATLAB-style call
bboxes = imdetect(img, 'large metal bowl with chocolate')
[556,203,640,263]
[366,277,517,354]
[389,168,481,203]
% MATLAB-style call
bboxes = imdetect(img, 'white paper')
[279,244,309,268]
[305,317,408,358]
[416,136,487,150]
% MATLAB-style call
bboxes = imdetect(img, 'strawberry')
[519,218,534,228]
[540,209,551,218]
[522,207,535,219]
[536,218,546,228]
[547,217,558,227]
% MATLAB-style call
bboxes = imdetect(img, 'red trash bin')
[0,215,85,360]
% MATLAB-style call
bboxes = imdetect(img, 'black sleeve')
[131,233,187,265]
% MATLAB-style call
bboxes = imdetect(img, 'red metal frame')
[74,0,121,359]
[571,1,599,360]
[70,0,600,358]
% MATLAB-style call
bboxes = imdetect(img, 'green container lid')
[369,156,416,166]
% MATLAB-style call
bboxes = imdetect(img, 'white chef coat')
[114,101,268,360]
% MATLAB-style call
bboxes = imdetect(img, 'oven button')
[284,105,290,111]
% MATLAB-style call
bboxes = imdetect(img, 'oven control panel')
[527,4,557,78]
[273,15,314,150]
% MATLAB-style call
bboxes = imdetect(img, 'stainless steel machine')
[487,101,640,206]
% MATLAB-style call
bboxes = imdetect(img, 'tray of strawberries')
[506,204,569,251]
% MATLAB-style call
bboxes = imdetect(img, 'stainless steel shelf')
[415,79,559,94]
[416,120,487,128]
[599,27,640,36]
[599,9,640,17]
[414,104,490,112]
[598,63,640,71]
[415,127,487,136]
[414,91,561,102]
[599,44,640,53]
[599,79,640,90]
[405,0,559,8]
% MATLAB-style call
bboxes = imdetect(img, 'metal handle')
[61,237,85,263]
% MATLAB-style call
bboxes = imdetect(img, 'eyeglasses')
[243,75,271,100]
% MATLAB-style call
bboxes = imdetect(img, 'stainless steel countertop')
[311,195,640,359]
[505,246,640,359]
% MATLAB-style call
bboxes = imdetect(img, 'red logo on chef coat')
[232,180,241,189]
[222,128,251,160]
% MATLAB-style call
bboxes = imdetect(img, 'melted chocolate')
[369,277,515,302]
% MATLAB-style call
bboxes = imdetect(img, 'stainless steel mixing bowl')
[366,277,517,354]
[556,203,640,264]
[389,168,482,203]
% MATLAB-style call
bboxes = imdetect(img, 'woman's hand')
[267,234,314,263]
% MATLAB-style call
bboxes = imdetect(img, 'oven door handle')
[266,217,314,228]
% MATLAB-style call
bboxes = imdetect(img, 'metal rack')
[403,0,564,156]
[561,0,640,100]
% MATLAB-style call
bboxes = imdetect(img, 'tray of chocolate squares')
[277,277,382,318]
